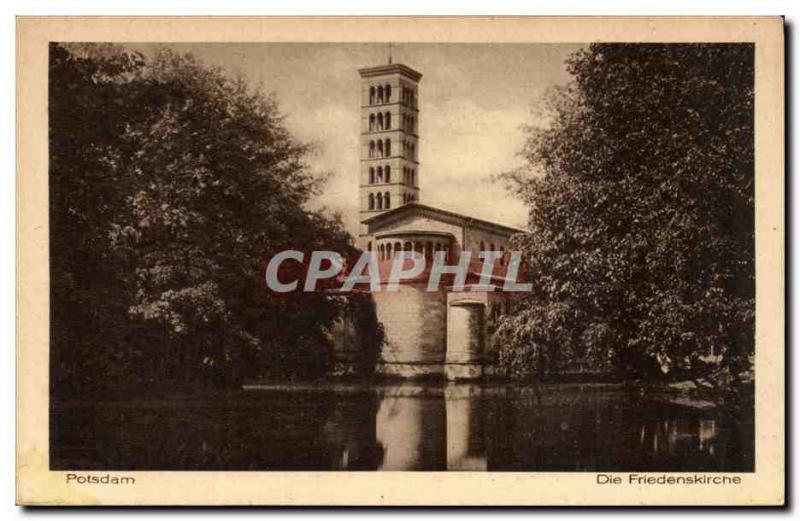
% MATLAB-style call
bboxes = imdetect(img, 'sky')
[130,42,584,235]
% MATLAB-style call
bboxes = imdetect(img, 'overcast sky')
[130,42,584,235]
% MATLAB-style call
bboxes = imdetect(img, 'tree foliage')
[495,44,754,386]
[49,43,370,395]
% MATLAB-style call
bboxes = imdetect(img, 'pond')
[50,382,753,472]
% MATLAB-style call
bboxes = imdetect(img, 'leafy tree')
[50,43,367,395]
[50,43,152,395]
[495,44,754,387]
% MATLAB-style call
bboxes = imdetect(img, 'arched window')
[386,243,392,258]
[367,241,372,251]
[377,112,383,131]
[369,140,375,159]
[414,242,423,254]
[385,112,391,130]
[480,241,486,253]
[490,243,495,253]
[369,86,376,105]
[379,244,385,261]
[499,246,506,266]
[410,169,415,186]
[404,241,412,251]
[369,167,375,184]
[395,242,401,255]
[385,165,391,183]
[384,139,391,156]
[376,192,383,210]
[369,113,375,131]
[376,140,384,157]
[368,193,375,210]
[377,85,384,104]
[385,84,391,101]
[384,192,390,209]
[425,242,433,260]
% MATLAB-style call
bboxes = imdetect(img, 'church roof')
[358,63,423,81]
[362,202,526,236]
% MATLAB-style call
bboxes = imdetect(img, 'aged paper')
[17,16,784,505]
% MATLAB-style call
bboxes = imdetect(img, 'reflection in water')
[50,383,753,472]
[373,385,486,470]
[445,386,487,471]
[375,388,445,470]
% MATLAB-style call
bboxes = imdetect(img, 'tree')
[49,43,153,395]
[495,44,754,387]
[50,44,367,395]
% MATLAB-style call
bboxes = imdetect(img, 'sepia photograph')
[16,16,784,506]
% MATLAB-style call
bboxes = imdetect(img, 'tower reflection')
[445,385,487,470]
[374,384,487,471]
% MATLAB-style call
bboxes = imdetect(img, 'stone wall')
[373,282,447,377]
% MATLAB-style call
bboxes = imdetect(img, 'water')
[50,383,753,471]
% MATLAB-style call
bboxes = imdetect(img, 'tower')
[358,63,422,243]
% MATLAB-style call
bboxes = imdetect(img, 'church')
[336,61,526,380]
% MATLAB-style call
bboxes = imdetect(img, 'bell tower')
[358,62,422,237]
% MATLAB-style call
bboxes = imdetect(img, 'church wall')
[373,283,447,377]
[463,226,513,255]
[368,214,465,250]
[366,213,518,257]
[443,290,517,380]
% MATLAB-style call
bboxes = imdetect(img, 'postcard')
[16,16,784,506]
